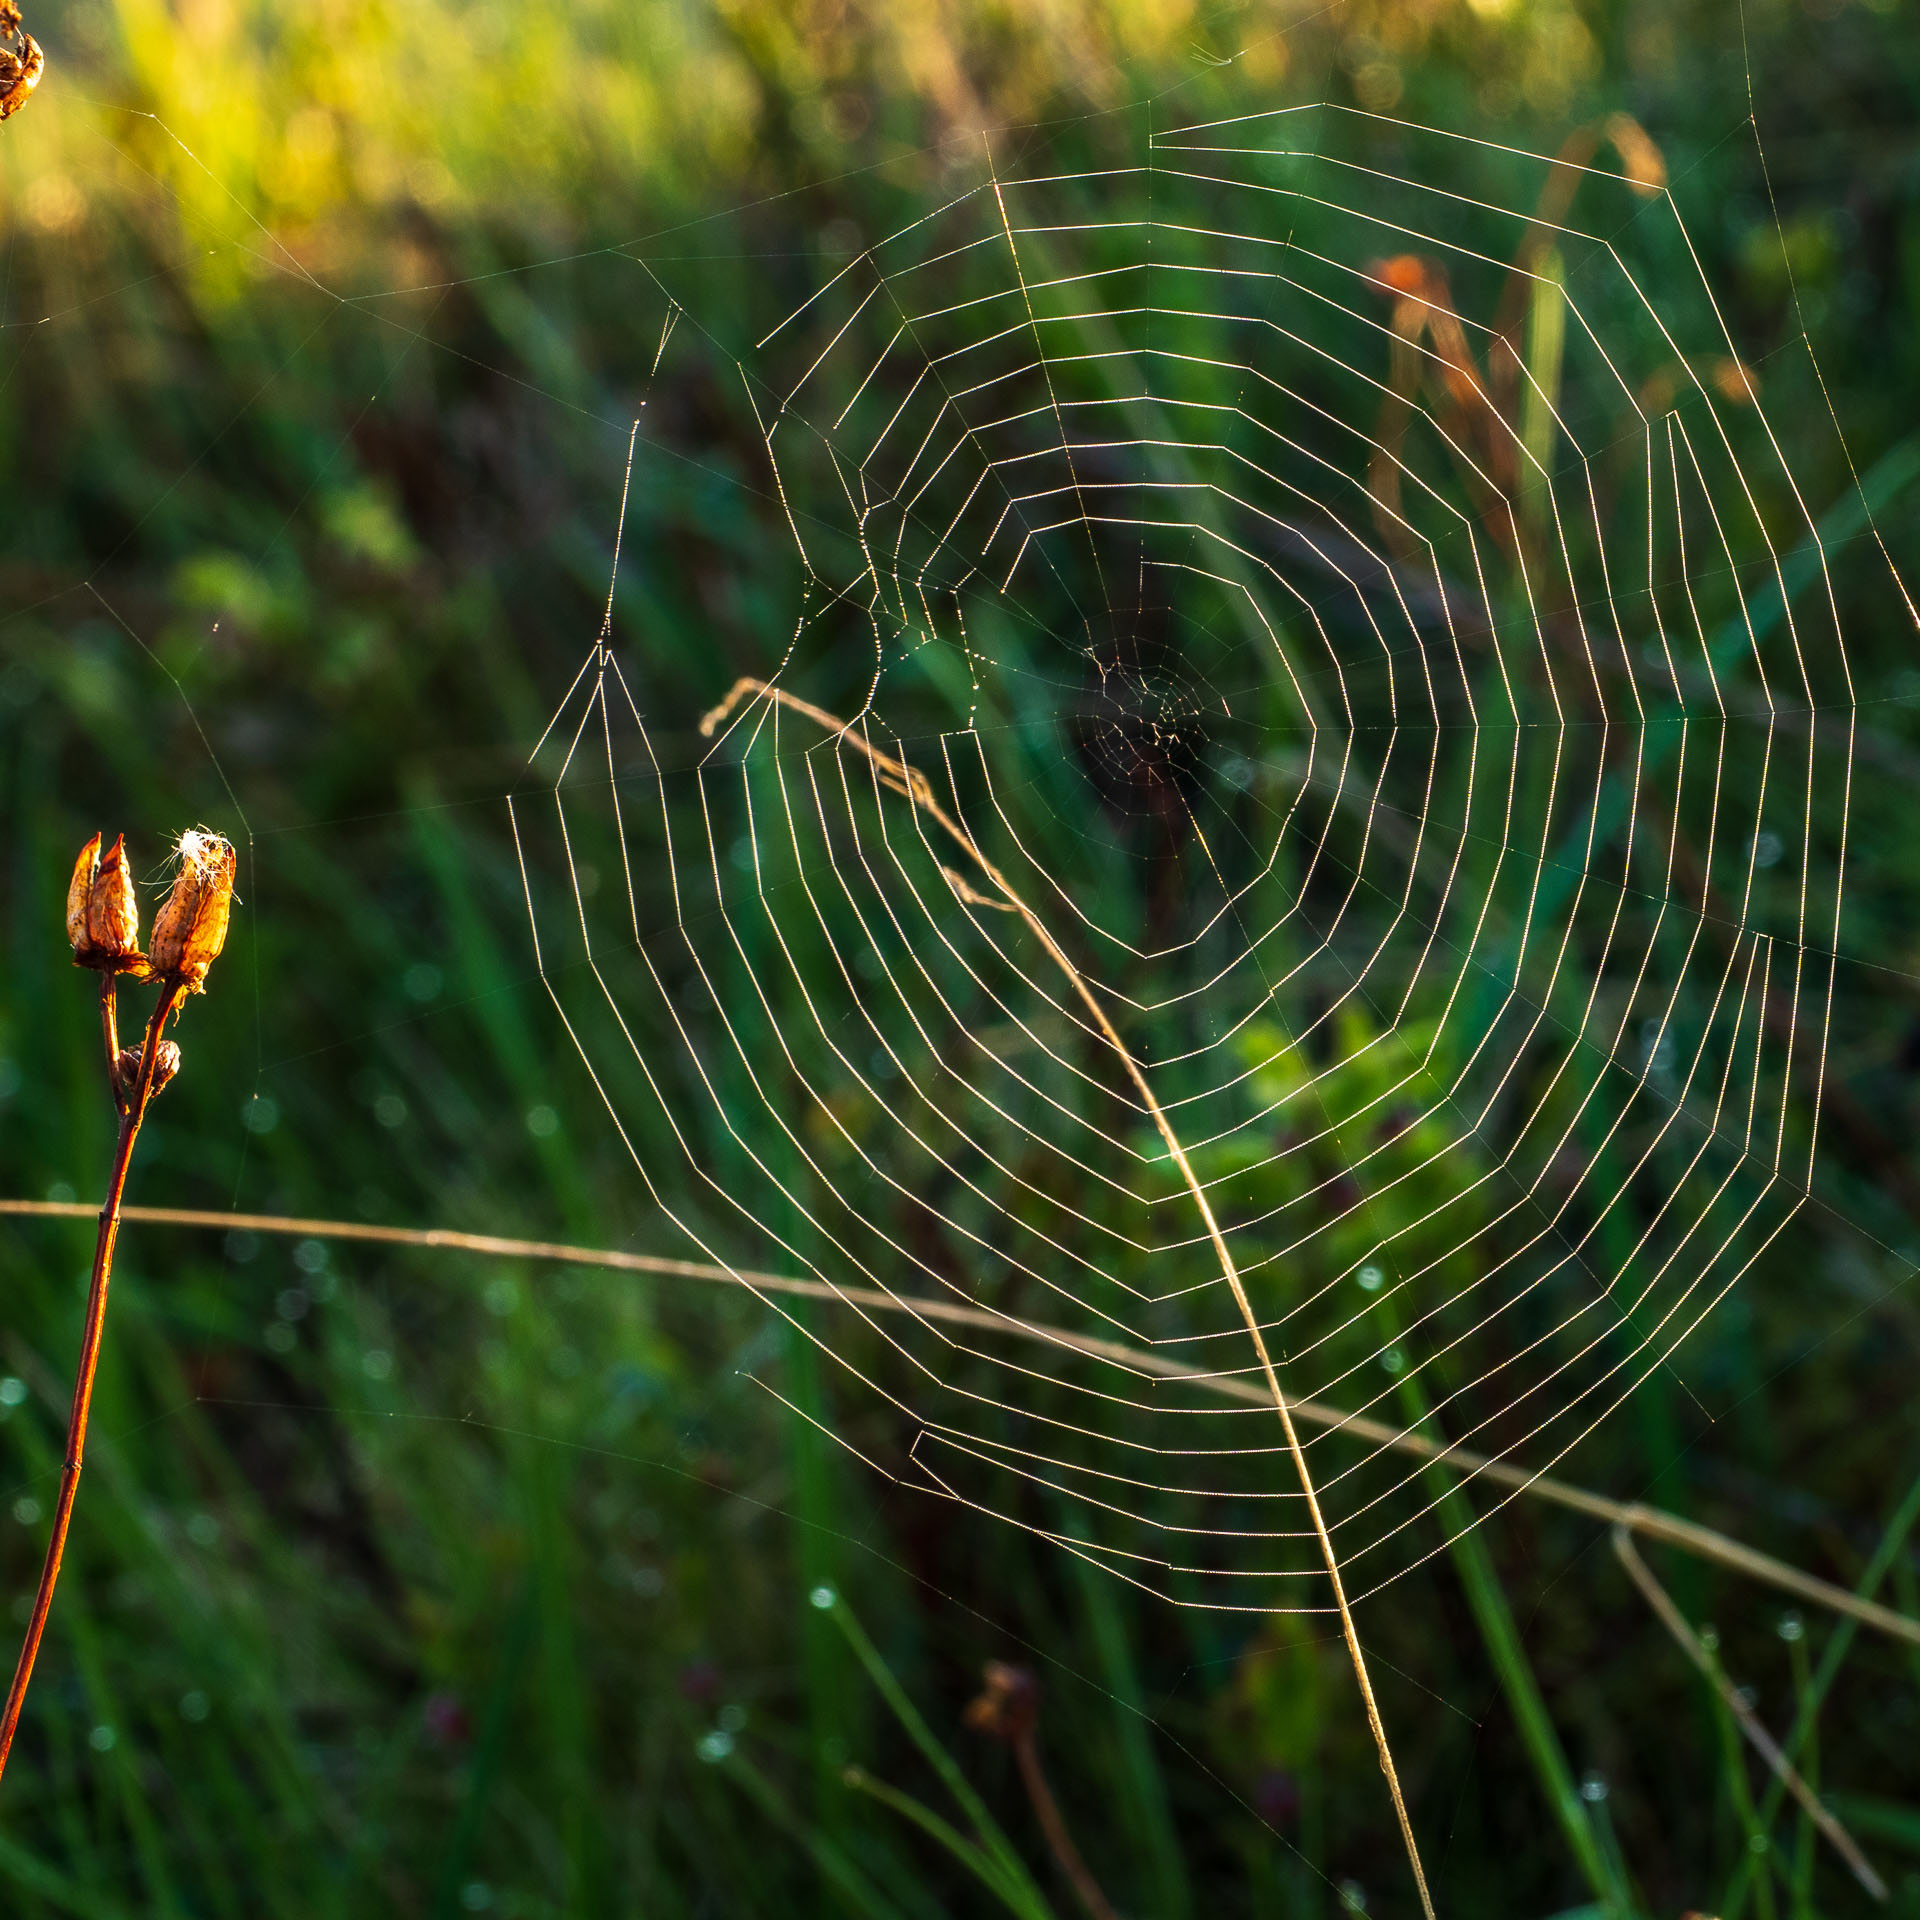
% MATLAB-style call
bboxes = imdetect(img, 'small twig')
[1611,1523,1887,1902]
[2,1199,1915,1652]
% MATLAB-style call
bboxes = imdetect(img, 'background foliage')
[2,0,1920,1914]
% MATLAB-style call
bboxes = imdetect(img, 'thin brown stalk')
[966,1661,1118,1920]
[97,975,124,1118]
[1011,1727,1117,1920]
[3,1198,1915,1652]
[701,678,1440,1910]
[1611,1523,1887,1902]
[0,980,184,1784]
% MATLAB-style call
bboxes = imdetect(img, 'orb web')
[514,106,1859,1613]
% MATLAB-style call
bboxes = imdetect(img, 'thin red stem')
[0,981,183,1786]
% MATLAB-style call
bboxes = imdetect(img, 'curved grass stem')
[701,678,1435,1916]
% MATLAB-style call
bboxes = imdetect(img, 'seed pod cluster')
[67,825,238,998]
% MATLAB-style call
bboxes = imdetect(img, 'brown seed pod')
[962,1660,1039,1742]
[149,830,236,993]
[66,833,149,975]
[64,832,97,951]
[114,1040,181,1102]
[0,1,42,122]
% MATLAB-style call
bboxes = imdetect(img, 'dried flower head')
[1371,253,1436,304]
[148,830,236,993]
[962,1660,1039,1743]
[65,833,148,975]
[0,1,42,121]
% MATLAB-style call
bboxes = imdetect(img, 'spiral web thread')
[513,105,1871,1649]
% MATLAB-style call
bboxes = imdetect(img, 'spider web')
[513,104,1869,1615]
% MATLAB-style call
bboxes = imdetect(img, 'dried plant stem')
[1009,1726,1117,1920]
[4,1198,1916,1655]
[0,979,183,1786]
[1611,1524,1887,1901]
[97,976,123,1114]
[701,678,1436,1916]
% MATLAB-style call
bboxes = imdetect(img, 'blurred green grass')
[2,0,1920,1915]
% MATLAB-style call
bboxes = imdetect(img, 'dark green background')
[3,0,1920,1914]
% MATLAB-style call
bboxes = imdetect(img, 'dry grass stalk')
[3,1197,1914,1654]
[702,676,1439,1913]
[1612,1524,1887,1902]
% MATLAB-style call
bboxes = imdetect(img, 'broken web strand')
[509,101,1904,1915]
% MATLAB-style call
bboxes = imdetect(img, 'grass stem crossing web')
[4,1198,1914,1653]
[699,675,1434,1907]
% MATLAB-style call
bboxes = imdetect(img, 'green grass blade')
[0,1832,136,1920]
[1824,1794,1920,1857]
[840,1766,1056,1920]
[432,1579,539,1919]
[1443,1509,1630,1911]
[818,1591,1048,1909]
[1720,1451,1920,1918]
[1377,1317,1631,1914]
[721,1749,911,1920]
[1066,1543,1192,1919]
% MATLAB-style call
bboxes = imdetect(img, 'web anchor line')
[700,675,1437,1917]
